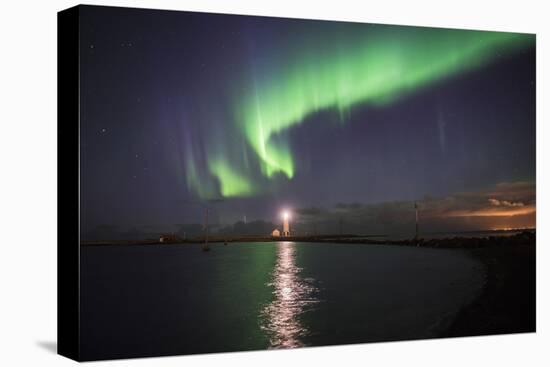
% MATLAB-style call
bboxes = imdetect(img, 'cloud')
[442,182,535,218]
[488,198,525,207]
[295,207,328,216]
[293,181,535,235]
[334,202,364,210]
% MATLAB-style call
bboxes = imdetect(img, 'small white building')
[159,234,178,243]
[271,229,281,237]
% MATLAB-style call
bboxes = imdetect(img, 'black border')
[57,5,81,362]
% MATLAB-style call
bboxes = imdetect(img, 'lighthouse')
[282,211,291,237]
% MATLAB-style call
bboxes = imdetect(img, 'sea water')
[80,242,484,360]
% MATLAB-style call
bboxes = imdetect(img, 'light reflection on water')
[260,242,320,348]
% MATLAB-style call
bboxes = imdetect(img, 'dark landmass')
[81,230,534,248]
[80,233,379,246]
[441,234,535,337]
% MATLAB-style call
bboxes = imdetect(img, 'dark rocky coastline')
[441,234,535,337]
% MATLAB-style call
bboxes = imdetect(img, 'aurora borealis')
[182,25,534,199]
[79,7,536,238]
[228,28,532,190]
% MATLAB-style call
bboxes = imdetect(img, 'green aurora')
[187,26,534,199]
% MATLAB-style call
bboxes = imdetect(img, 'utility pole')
[183,198,223,252]
[202,207,210,252]
[414,201,419,240]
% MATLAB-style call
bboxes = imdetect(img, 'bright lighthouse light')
[281,210,291,237]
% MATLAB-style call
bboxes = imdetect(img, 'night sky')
[79,6,536,239]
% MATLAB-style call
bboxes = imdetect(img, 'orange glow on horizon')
[490,226,535,231]
[446,205,535,218]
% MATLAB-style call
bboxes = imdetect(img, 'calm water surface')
[81,242,484,360]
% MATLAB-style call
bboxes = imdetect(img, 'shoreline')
[81,230,535,249]
[441,238,535,337]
